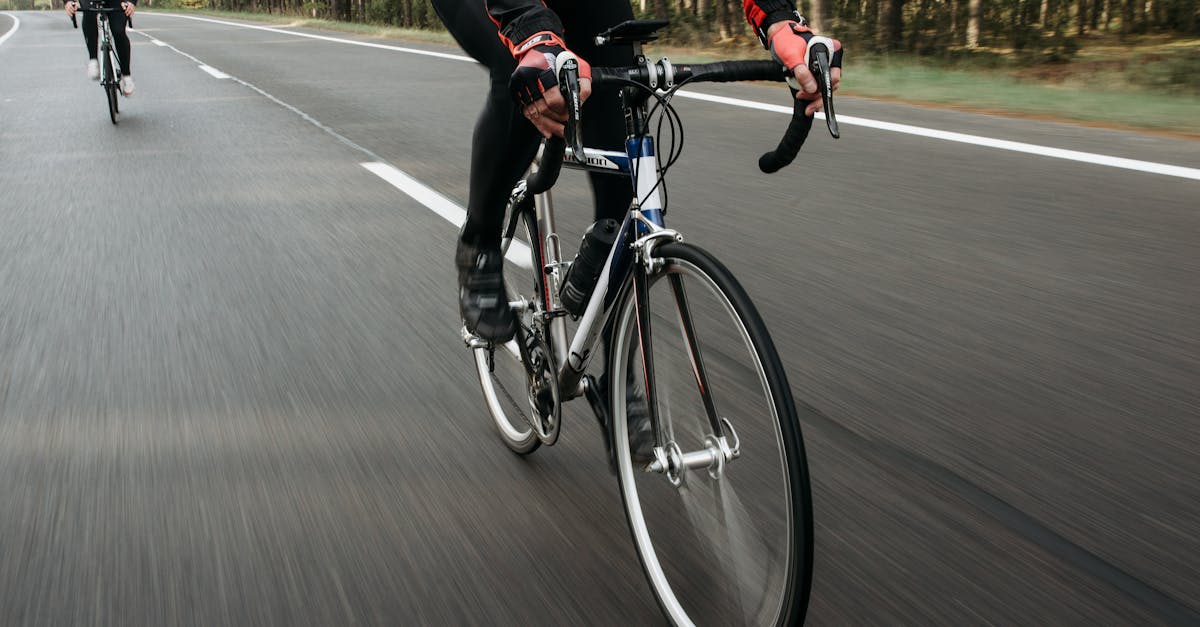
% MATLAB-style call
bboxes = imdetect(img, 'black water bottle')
[560,219,620,316]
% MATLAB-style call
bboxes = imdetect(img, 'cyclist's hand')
[509,31,592,139]
[767,21,843,116]
[65,1,78,17]
[121,1,134,17]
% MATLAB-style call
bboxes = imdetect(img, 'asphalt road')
[1,9,1199,625]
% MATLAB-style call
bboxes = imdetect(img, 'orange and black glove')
[768,20,844,78]
[508,31,592,108]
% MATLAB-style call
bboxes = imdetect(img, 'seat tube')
[534,191,570,367]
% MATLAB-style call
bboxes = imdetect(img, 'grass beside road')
[143,9,1200,136]
[840,58,1200,136]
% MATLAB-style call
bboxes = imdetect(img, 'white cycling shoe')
[119,75,135,96]
[87,59,100,81]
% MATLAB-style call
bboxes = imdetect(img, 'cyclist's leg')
[81,11,99,60]
[432,0,540,341]
[434,2,539,247]
[106,3,131,76]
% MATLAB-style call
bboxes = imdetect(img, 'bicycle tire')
[103,49,118,124]
[471,201,555,455]
[609,241,814,626]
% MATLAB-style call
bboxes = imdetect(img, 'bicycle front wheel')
[610,241,814,626]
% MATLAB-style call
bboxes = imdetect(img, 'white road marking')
[361,162,533,269]
[0,13,20,47]
[148,13,473,62]
[677,91,1200,181]
[140,28,533,269]
[145,11,1200,182]
[198,64,230,79]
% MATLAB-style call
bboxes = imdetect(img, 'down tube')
[559,213,636,395]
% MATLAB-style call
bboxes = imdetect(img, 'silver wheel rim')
[474,342,536,446]
[471,217,546,451]
[613,259,793,626]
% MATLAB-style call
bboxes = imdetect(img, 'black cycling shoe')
[457,240,517,343]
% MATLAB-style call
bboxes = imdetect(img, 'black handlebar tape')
[687,60,787,83]
[526,136,566,195]
[591,61,785,88]
[758,94,814,173]
[590,66,640,87]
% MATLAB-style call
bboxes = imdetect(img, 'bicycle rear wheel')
[103,48,118,124]
[609,241,814,626]
[470,202,558,454]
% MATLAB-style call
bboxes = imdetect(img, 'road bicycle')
[463,19,840,626]
[71,1,128,125]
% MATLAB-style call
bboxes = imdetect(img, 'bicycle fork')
[641,270,742,486]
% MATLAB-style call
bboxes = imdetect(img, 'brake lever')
[555,53,586,160]
[808,42,840,139]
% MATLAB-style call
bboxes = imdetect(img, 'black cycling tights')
[431,0,635,249]
[82,6,131,76]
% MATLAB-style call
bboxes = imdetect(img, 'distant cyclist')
[65,0,136,96]
[432,0,843,342]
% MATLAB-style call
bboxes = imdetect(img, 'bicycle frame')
[76,4,123,83]
[98,12,122,83]
[515,122,679,406]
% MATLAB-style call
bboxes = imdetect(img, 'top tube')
[564,147,631,176]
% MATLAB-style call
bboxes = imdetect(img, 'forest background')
[5,0,1198,131]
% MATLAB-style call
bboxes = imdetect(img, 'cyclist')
[65,0,137,96]
[434,0,842,342]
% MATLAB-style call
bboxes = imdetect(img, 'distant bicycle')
[462,19,840,626]
[71,1,130,125]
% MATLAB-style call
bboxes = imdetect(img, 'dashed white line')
[0,13,20,48]
[361,162,465,225]
[361,162,533,269]
[144,11,1200,182]
[139,28,527,266]
[198,64,230,79]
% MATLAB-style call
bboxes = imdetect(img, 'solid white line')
[0,13,20,48]
[198,64,230,79]
[361,162,532,269]
[675,91,1200,181]
[147,11,1199,181]
[153,13,474,62]
[152,39,168,46]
